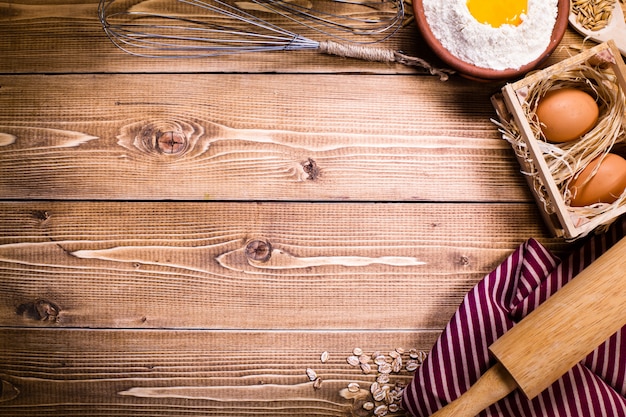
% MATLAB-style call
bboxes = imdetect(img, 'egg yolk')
[466,0,527,27]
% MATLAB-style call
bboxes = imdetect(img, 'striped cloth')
[402,219,626,417]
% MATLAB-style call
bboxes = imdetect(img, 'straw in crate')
[493,40,626,239]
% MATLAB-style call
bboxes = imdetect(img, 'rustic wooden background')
[0,0,617,415]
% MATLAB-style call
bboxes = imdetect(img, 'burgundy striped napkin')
[402,218,626,417]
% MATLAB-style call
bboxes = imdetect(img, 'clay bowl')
[412,0,570,81]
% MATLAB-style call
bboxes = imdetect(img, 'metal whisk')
[98,0,453,79]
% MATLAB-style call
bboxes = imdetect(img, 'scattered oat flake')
[388,388,400,403]
[306,368,317,381]
[320,351,330,363]
[347,355,360,367]
[374,355,388,366]
[406,360,419,372]
[353,347,363,356]
[374,404,389,416]
[370,381,380,394]
[392,357,402,373]
[363,401,375,411]
[347,382,360,392]
[360,362,372,374]
[373,387,386,402]
[377,373,390,384]
[378,362,392,374]
[313,377,323,390]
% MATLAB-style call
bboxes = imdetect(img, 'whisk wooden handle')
[317,40,454,80]
[430,235,626,417]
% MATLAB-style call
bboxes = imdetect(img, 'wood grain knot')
[155,131,187,154]
[302,158,320,180]
[16,299,61,323]
[142,125,188,155]
[245,239,272,262]
[32,210,51,223]
[117,119,207,157]
[0,380,19,403]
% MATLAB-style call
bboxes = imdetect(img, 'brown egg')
[568,153,626,207]
[535,88,599,143]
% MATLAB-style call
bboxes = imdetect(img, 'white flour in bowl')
[422,0,558,70]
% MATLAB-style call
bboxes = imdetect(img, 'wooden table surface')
[0,1,616,415]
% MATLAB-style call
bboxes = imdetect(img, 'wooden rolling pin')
[431,236,626,417]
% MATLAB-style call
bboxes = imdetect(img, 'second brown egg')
[568,153,626,207]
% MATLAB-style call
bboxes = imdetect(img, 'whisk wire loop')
[99,0,403,57]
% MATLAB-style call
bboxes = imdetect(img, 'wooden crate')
[493,41,626,239]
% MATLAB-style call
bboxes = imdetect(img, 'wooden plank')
[0,201,569,330]
[0,1,600,75]
[0,328,438,416]
[0,73,533,201]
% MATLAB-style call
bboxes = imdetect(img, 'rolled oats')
[377,373,390,384]
[306,368,317,381]
[363,401,375,411]
[347,355,360,367]
[359,354,371,364]
[360,362,372,374]
[373,404,389,417]
[348,382,361,393]
[406,360,419,372]
[391,357,402,373]
[335,347,427,416]
[378,362,392,374]
[370,381,380,394]
[374,355,388,366]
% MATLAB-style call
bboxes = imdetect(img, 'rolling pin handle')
[429,362,518,417]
